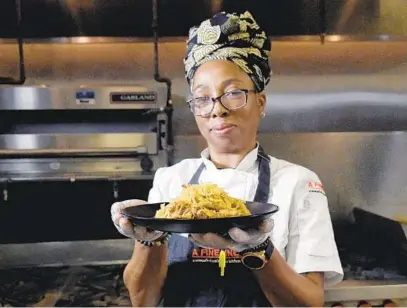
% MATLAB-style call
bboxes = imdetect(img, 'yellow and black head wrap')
[184,11,272,92]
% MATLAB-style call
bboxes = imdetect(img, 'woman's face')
[191,60,266,154]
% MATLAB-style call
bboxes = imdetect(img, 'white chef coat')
[147,144,344,287]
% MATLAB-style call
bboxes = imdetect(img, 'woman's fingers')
[189,233,233,249]
[258,217,274,233]
[228,227,251,243]
[111,199,163,240]
[228,217,274,244]
[189,218,275,249]
[118,217,137,238]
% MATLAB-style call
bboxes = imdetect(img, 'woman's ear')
[257,92,267,116]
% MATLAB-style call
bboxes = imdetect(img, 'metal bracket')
[0,0,26,85]
[2,180,10,202]
[3,182,8,202]
[112,181,119,200]
[152,0,174,166]
[319,0,326,45]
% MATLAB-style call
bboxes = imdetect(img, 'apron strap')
[253,146,271,203]
[187,145,271,203]
[188,162,206,185]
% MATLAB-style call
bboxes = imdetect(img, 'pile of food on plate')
[154,183,251,219]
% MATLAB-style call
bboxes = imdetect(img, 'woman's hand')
[111,199,165,242]
[188,217,274,252]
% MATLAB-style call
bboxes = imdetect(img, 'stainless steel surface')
[0,2,405,304]
[2,40,407,84]
[1,9,407,229]
[0,85,167,110]
[173,132,407,221]
[0,134,157,154]
[1,39,406,217]
[177,91,407,134]
[0,133,167,180]
[2,41,407,130]
[325,281,407,304]
[0,239,134,269]
[0,157,162,181]
[326,0,407,36]
[0,85,170,179]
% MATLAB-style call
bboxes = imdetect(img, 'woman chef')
[111,11,343,307]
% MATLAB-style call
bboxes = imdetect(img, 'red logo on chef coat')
[308,181,326,196]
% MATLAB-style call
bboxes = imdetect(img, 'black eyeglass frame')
[187,89,258,116]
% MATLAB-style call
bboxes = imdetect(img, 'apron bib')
[162,146,272,307]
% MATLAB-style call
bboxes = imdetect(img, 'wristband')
[238,237,273,254]
[137,232,171,247]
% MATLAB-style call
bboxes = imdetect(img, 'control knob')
[140,155,154,173]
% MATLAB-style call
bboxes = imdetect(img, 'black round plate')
[122,202,279,234]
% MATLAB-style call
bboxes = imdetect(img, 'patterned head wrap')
[184,11,272,92]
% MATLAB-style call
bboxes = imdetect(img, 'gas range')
[0,238,406,307]
[0,264,130,307]
[324,248,407,307]
[323,215,407,307]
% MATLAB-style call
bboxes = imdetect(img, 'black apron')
[161,146,272,307]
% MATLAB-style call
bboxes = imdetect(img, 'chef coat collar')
[200,142,260,172]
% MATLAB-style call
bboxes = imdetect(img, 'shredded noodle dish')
[154,183,251,219]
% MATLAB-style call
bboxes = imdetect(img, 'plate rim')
[122,201,279,222]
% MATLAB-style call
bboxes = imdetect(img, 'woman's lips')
[211,123,236,135]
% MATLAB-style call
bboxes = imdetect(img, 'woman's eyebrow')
[192,78,243,93]
[221,78,243,88]
[192,84,208,92]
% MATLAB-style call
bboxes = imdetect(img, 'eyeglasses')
[187,89,257,117]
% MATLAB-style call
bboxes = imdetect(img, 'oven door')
[0,178,152,244]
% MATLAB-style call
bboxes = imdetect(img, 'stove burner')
[343,264,407,281]
[339,248,407,281]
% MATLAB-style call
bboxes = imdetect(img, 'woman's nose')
[211,100,229,118]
